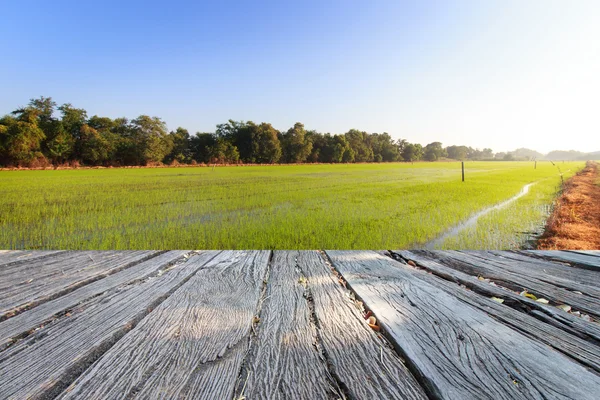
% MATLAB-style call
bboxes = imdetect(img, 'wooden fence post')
[462,161,465,182]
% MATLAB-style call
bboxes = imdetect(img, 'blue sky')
[2,0,599,153]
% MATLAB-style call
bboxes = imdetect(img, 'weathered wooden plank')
[465,250,600,294]
[395,250,600,343]
[236,250,341,399]
[0,251,220,400]
[0,250,159,320]
[0,250,67,267]
[423,250,600,319]
[568,250,600,256]
[0,251,97,279]
[58,251,269,400]
[526,250,600,270]
[394,250,600,372]
[327,250,600,400]
[0,251,189,350]
[486,250,600,288]
[296,251,428,399]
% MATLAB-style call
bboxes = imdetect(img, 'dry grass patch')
[538,161,600,249]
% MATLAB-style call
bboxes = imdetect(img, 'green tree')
[45,122,73,164]
[503,152,515,161]
[0,109,46,165]
[251,122,281,163]
[209,138,240,164]
[401,143,423,162]
[370,132,399,162]
[190,133,216,164]
[446,145,468,161]
[77,124,117,165]
[130,116,173,164]
[16,96,57,135]
[165,127,192,164]
[280,122,312,163]
[481,148,494,159]
[56,103,87,160]
[216,120,254,162]
[345,129,373,162]
[423,142,446,161]
[85,116,120,165]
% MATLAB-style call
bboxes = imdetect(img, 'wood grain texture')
[0,251,189,350]
[59,251,269,400]
[297,251,428,400]
[327,250,600,400]
[394,251,600,372]
[395,250,600,343]
[0,251,218,400]
[240,251,342,400]
[0,250,67,267]
[0,250,159,319]
[487,250,600,288]
[421,250,600,319]
[525,250,600,270]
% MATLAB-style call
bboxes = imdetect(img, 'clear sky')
[1,0,599,153]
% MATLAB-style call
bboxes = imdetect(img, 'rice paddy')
[0,161,583,249]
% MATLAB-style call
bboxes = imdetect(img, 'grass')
[438,177,568,249]
[0,161,584,249]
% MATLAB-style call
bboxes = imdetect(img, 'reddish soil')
[537,161,600,249]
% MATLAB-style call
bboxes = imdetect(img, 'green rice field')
[0,161,583,249]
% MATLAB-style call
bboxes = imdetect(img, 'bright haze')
[1,0,598,154]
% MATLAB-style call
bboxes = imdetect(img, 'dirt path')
[537,161,600,249]
[424,182,538,249]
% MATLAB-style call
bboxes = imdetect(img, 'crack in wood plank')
[57,251,269,400]
[0,251,220,400]
[0,251,164,322]
[391,250,600,374]
[327,250,600,400]
[0,251,192,352]
[0,251,70,268]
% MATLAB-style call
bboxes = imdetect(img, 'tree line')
[1,96,503,167]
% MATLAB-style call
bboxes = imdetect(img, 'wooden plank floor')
[0,250,598,399]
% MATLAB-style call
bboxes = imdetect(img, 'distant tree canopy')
[3,96,554,168]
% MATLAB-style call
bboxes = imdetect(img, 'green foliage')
[423,142,446,161]
[402,143,423,161]
[0,161,583,249]
[1,96,569,168]
[251,122,281,163]
[345,129,373,162]
[281,122,312,163]
[446,145,469,161]
[130,116,173,164]
[370,132,400,162]
[45,122,74,164]
[0,111,46,165]
[164,127,192,164]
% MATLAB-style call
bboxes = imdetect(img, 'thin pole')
[461,161,465,182]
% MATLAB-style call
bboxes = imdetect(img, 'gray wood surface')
[59,251,269,400]
[327,250,600,400]
[0,250,158,320]
[487,250,600,287]
[526,250,600,270]
[1,250,599,400]
[296,251,427,400]
[240,250,341,400]
[394,250,600,372]
[419,250,600,319]
[0,251,188,350]
[0,250,67,267]
[0,251,218,400]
